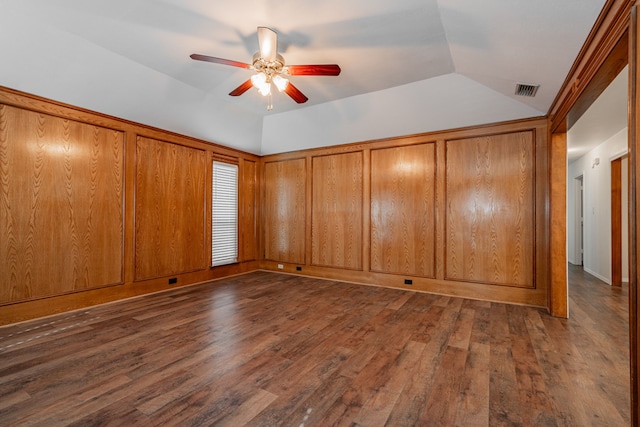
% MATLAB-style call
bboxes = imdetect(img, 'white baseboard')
[583,267,611,285]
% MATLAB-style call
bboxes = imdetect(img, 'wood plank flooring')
[0,265,630,426]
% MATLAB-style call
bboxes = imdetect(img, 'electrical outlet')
[169,277,177,284]
[277,264,284,269]
[296,266,302,271]
[404,279,413,285]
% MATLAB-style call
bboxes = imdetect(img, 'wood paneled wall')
[260,119,549,307]
[370,143,436,277]
[240,159,257,262]
[312,152,363,270]
[263,159,306,264]
[0,85,549,321]
[0,104,124,303]
[0,87,259,324]
[445,132,534,287]
[134,136,207,280]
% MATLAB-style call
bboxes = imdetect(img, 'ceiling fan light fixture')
[251,72,271,96]
[190,26,340,107]
[273,74,289,92]
[258,82,271,96]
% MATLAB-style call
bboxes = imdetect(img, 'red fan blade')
[190,54,251,69]
[229,79,254,96]
[284,82,308,103]
[286,64,341,76]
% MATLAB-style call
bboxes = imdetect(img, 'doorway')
[566,65,628,284]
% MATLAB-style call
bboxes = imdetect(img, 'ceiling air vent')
[515,82,540,97]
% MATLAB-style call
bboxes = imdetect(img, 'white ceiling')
[567,66,628,163]
[0,0,606,155]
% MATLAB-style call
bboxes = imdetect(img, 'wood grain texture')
[263,159,306,264]
[370,143,436,277]
[311,152,363,270]
[630,7,639,423]
[435,140,447,280]
[612,157,623,287]
[240,159,257,262]
[534,127,550,312]
[549,132,568,317]
[361,149,372,273]
[445,131,535,288]
[0,86,260,324]
[134,136,207,280]
[260,120,548,308]
[567,30,628,131]
[549,0,632,133]
[0,104,124,304]
[0,265,629,425]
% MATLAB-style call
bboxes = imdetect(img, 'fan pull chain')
[267,92,273,111]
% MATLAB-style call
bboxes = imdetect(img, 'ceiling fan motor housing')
[252,53,286,77]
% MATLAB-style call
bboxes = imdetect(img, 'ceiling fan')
[191,27,341,110]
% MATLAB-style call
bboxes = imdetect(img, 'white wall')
[261,74,543,154]
[567,128,628,284]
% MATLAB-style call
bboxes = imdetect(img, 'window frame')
[211,160,239,267]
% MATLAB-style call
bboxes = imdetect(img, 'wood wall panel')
[134,136,207,280]
[370,143,436,277]
[263,159,306,264]
[445,131,535,287]
[312,152,363,270]
[241,159,257,262]
[0,104,124,304]
[259,119,547,307]
[0,86,261,325]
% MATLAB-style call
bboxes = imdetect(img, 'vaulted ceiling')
[1,0,607,155]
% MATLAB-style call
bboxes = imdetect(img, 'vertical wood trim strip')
[535,125,549,305]
[612,157,623,286]
[436,139,446,280]
[549,131,568,318]
[628,4,639,424]
[305,155,312,267]
[124,131,136,285]
[206,152,213,266]
[362,149,371,273]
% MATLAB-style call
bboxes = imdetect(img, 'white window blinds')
[212,161,238,266]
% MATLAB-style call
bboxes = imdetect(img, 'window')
[212,161,238,266]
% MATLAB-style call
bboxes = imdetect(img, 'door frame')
[548,0,636,422]
[611,152,629,286]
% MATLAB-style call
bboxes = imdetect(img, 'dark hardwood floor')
[0,266,630,426]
